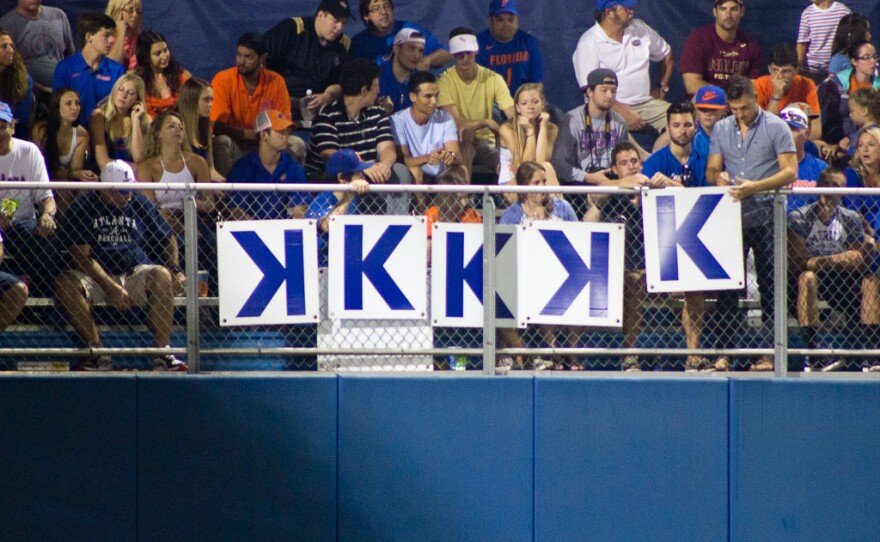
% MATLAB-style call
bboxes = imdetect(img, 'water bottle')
[300,89,315,127]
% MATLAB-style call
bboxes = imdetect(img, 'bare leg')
[458,126,476,180]
[622,271,643,349]
[0,282,27,332]
[145,266,175,348]
[862,275,880,325]
[54,271,101,347]
[682,291,705,351]
[798,271,819,327]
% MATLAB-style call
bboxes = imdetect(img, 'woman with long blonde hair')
[497,83,559,202]
[175,77,222,179]
[105,0,143,70]
[88,72,149,170]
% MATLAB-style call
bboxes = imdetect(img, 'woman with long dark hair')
[135,30,191,119]
[31,88,98,212]
[0,27,33,140]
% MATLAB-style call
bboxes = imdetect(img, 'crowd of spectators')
[0,0,879,373]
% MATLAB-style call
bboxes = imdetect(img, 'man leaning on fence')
[706,74,798,372]
[54,160,187,372]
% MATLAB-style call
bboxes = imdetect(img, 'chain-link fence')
[2,180,880,374]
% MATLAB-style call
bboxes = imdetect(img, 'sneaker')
[153,353,188,372]
[712,356,731,372]
[621,356,641,372]
[685,357,710,372]
[76,355,113,372]
[496,356,514,373]
[865,363,880,373]
[532,357,555,371]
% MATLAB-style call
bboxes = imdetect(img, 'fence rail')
[1,180,879,375]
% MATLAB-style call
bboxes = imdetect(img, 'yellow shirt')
[437,65,514,143]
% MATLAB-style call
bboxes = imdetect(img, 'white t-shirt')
[391,108,458,178]
[0,138,52,224]
[572,19,671,106]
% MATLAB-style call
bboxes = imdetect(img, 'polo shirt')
[52,52,125,125]
[437,64,514,143]
[263,16,350,99]
[391,108,458,178]
[476,28,544,93]
[378,59,414,114]
[351,20,444,63]
[210,66,290,129]
[709,107,796,224]
[571,19,670,106]
[227,151,309,220]
[305,100,394,179]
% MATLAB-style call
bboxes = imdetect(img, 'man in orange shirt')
[211,32,291,176]
[753,42,822,139]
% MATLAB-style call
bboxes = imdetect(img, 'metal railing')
[1,180,879,375]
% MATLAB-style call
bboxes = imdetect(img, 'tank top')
[58,128,77,167]
[155,156,194,210]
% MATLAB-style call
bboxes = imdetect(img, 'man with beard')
[350,0,450,69]
[680,0,763,96]
[642,102,719,371]
[52,12,124,125]
[377,28,426,114]
[572,0,674,133]
[211,32,291,176]
[706,74,798,372]
[263,0,352,116]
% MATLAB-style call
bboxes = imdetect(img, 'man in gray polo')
[706,73,797,372]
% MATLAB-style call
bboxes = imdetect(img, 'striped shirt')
[305,100,393,179]
[797,1,851,74]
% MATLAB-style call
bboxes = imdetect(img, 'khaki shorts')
[71,264,163,307]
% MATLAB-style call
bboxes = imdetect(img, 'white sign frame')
[217,219,319,326]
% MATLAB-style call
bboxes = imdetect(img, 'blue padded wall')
[0,375,137,542]
[337,375,534,542]
[730,379,880,542]
[534,377,729,542]
[136,375,338,541]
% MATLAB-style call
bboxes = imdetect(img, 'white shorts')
[71,264,163,307]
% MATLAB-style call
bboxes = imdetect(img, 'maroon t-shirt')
[680,24,764,93]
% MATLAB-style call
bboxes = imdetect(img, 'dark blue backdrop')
[6,1,880,113]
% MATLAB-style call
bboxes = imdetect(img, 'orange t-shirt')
[145,71,191,119]
[425,206,482,238]
[849,74,873,95]
[210,66,291,129]
[754,74,820,114]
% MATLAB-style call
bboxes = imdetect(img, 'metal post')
[184,186,200,373]
[482,190,497,375]
[773,193,788,377]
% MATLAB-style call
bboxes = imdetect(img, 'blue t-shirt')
[378,59,413,114]
[63,191,172,275]
[350,20,445,64]
[227,151,310,220]
[641,145,708,187]
[476,28,544,93]
[52,52,125,125]
[787,154,828,213]
[499,198,577,225]
[10,75,33,140]
[305,191,359,266]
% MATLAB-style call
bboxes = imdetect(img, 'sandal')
[748,357,773,372]
[713,356,731,372]
[685,356,710,372]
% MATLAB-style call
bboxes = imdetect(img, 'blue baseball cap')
[326,149,373,177]
[0,102,13,123]
[489,0,518,16]
[693,85,727,109]
[596,0,636,11]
